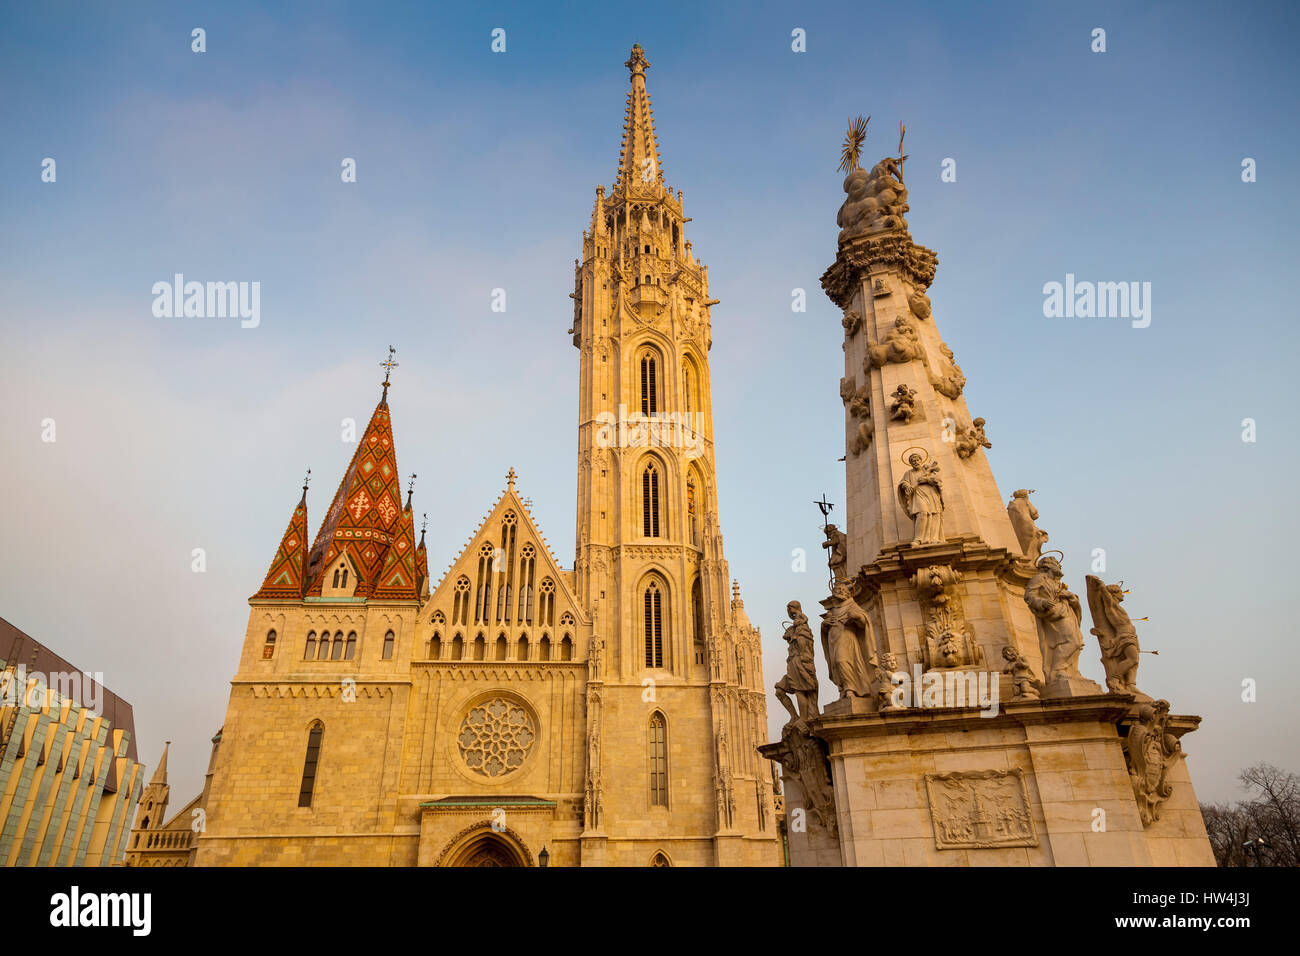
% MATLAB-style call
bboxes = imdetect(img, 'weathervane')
[380,345,399,400]
[406,473,417,509]
[421,512,428,534]
[839,115,870,174]
[302,467,311,495]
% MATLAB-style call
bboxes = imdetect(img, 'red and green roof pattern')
[252,491,309,599]
[300,397,417,601]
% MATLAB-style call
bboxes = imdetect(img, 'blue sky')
[1,0,1297,807]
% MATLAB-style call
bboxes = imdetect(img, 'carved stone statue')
[1007,489,1049,561]
[1023,556,1085,685]
[866,316,924,369]
[822,524,849,583]
[889,384,917,423]
[897,451,944,545]
[1085,575,1148,699]
[841,309,861,338]
[775,601,819,725]
[820,581,873,699]
[1125,700,1180,826]
[776,719,837,836]
[839,376,855,404]
[909,291,931,320]
[954,417,990,459]
[837,156,909,241]
[929,342,966,399]
[872,651,901,711]
[849,384,871,420]
[1001,645,1042,701]
[850,419,874,457]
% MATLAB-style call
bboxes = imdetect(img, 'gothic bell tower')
[569,45,777,866]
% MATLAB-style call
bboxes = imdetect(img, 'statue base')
[762,695,1215,867]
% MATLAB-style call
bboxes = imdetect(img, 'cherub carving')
[954,417,991,459]
[866,316,924,369]
[889,384,917,423]
[842,309,862,338]
[1001,645,1042,701]
[930,342,966,399]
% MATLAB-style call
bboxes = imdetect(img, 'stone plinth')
[769,697,1215,867]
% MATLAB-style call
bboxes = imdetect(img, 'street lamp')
[1242,837,1270,866]
[538,847,549,868]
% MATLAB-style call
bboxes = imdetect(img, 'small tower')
[129,742,170,848]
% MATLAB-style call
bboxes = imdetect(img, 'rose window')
[457,698,536,777]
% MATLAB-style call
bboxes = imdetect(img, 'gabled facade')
[193,46,777,867]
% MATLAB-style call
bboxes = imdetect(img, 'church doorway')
[441,830,530,867]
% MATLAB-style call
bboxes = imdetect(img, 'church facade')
[189,45,778,867]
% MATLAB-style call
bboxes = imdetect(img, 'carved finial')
[380,345,399,400]
[839,115,870,174]
[626,43,650,80]
[506,467,517,492]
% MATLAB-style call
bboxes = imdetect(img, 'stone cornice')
[820,233,939,308]
[856,538,1032,593]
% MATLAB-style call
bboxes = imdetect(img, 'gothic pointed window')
[340,568,348,588]
[561,635,572,660]
[540,634,551,661]
[263,630,277,660]
[642,463,661,537]
[682,362,694,417]
[640,350,659,416]
[332,568,341,588]
[317,631,332,660]
[305,631,316,660]
[344,631,357,660]
[651,851,671,867]
[648,713,667,806]
[381,630,394,660]
[687,477,698,547]
[473,634,486,661]
[692,577,706,659]
[516,635,529,660]
[452,633,464,660]
[495,634,508,661]
[331,632,345,660]
[453,577,470,626]
[430,632,442,660]
[644,580,664,668]
[539,578,556,627]
[298,721,324,808]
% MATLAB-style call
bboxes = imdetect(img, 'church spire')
[614,44,664,193]
[150,741,170,785]
[251,473,310,599]
[305,367,415,600]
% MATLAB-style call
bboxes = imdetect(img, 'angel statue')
[1085,576,1149,700]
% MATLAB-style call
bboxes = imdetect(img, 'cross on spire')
[380,345,399,400]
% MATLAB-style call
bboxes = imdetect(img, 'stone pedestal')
[772,697,1214,867]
